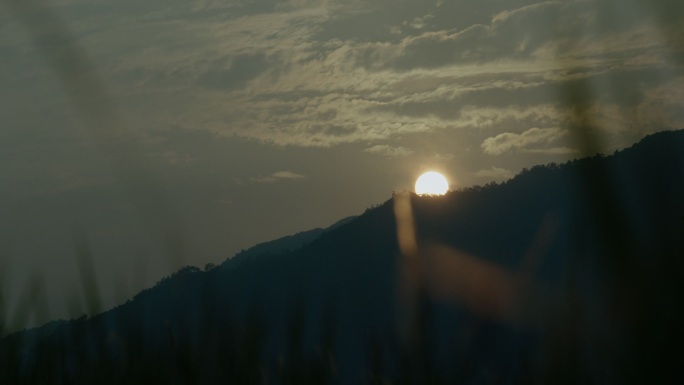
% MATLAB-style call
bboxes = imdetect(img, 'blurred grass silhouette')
[1,0,187,334]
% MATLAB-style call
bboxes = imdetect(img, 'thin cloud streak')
[365,144,414,157]
[481,127,571,155]
[249,171,307,184]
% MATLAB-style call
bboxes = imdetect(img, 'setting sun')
[415,171,449,195]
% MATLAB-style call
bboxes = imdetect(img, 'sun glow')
[415,171,449,195]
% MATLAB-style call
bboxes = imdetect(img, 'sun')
[415,171,449,195]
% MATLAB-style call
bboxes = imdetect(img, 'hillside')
[1,130,683,384]
[219,216,356,269]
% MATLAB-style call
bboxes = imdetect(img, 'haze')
[1,0,683,328]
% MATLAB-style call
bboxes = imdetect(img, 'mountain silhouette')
[1,130,683,384]
[219,216,356,270]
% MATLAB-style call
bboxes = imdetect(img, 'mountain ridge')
[219,216,357,270]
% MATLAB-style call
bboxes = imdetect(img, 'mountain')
[219,216,356,269]
[1,130,683,385]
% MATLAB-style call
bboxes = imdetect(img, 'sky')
[1,0,683,329]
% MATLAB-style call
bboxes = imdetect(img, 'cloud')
[350,0,676,73]
[474,167,515,181]
[481,127,571,155]
[3,0,683,152]
[197,53,275,92]
[404,14,435,30]
[364,144,414,157]
[250,170,306,183]
[272,171,306,180]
